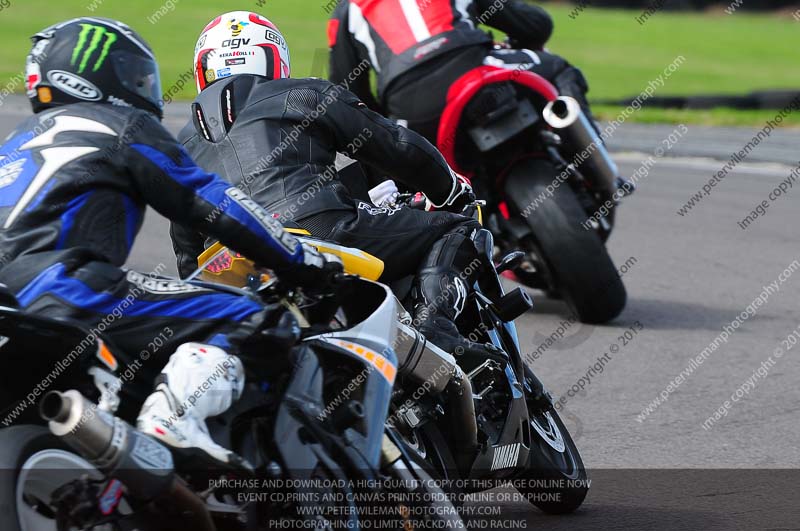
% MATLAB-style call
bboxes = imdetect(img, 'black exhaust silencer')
[41,390,175,500]
[40,390,217,530]
[543,96,621,195]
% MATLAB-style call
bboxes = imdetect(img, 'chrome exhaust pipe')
[543,96,621,194]
[394,324,479,463]
[41,390,174,497]
[41,390,216,530]
[395,322,457,394]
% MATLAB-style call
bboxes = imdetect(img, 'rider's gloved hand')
[426,172,476,214]
[368,179,399,207]
[274,242,343,292]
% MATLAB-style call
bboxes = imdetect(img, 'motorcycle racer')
[328,0,594,143]
[0,17,335,466]
[171,11,496,360]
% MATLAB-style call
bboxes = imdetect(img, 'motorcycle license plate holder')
[467,98,538,152]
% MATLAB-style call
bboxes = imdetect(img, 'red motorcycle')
[436,66,632,324]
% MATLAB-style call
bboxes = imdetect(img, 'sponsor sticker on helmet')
[205,69,216,83]
[107,95,133,107]
[218,50,255,58]
[71,24,118,74]
[217,68,232,78]
[25,61,42,97]
[36,87,53,103]
[38,87,53,103]
[225,58,246,66]
[30,39,50,59]
[221,38,250,49]
[265,29,286,49]
[46,70,103,101]
[227,18,250,37]
[194,34,207,54]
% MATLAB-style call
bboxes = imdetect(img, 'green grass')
[0,0,331,102]
[0,1,798,127]
[544,4,800,127]
[593,105,800,128]
[545,5,800,99]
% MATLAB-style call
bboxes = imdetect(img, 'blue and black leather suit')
[0,103,307,359]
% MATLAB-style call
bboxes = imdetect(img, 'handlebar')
[395,192,486,212]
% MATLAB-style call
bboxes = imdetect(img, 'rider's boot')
[413,229,498,358]
[137,342,250,468]
[415,291,495,358]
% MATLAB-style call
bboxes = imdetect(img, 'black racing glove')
[274,242,343,292]
[426,173,477,214]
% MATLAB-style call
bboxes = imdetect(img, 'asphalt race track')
[2,98,799,529]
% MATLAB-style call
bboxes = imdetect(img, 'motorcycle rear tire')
[0,426,77,531]
[505,158,626,324]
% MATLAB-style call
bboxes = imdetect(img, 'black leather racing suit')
[329,0,591,143]
[0,103,306,360]
[170,75,482,343]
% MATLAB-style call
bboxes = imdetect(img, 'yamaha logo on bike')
[490,443,521,470]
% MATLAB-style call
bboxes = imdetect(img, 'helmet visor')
[111,50,163,110]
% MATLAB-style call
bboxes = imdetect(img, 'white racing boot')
[137,343,247,467]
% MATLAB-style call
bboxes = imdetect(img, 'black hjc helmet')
[26,18,164,120]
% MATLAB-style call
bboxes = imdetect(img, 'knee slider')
[424,223,481,273]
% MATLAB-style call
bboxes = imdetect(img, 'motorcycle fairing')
[437,66,559,175]
[196,238,385,287]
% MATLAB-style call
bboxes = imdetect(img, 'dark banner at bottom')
[5,468,799,529]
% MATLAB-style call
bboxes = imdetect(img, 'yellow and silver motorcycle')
[195,200,589,516]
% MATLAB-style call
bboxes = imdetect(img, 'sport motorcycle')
[0,268,464,530]
[435,63,634,323]
[199,202,589,517]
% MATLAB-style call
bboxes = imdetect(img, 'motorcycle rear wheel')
[505,158,626,324]
[0,426,121,531]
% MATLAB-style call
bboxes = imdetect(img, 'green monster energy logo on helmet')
[71,24,118,74]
